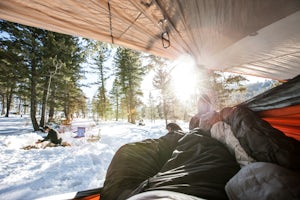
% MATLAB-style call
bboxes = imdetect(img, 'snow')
[0,115,188,200]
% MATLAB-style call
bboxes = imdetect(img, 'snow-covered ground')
[0,115,188,200]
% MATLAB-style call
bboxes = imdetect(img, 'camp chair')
[74,127,86,138]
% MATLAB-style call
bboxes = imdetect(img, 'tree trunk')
[116,99,119,121]
[40,77,49,127]
[163,98,168,127]
[5,87,13,117]
[0,94,5,115]
[64,93,71,121]
[48,104,55,122]
[30,62,39,131]
[48,89,56,122]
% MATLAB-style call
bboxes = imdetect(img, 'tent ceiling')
[0,0,300,80]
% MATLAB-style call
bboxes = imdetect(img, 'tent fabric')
[0,0,300,80]
[242,74,300,140]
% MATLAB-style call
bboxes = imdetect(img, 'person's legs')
[38,141,50,148]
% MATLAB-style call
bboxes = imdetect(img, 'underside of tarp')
[0,0,300,80]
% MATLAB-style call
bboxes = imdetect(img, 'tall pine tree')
[114,47,144,124]
[89,41,111,120]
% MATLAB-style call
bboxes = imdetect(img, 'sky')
[0,115,189,200]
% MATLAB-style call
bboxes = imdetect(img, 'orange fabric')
[259,104,300,117]
[269,125,300,140]
[258,105,300,141]
[74,194,100,200]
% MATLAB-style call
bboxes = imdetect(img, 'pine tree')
[209,71,248,109]
[51,36,86,122]
[0,20,30,117]
[152,66,173,125]
[28,30,86,125]
[89,41,111,120]
[1,19,88,130]
[39,31,66,126]
[109,78,121,121]
[114,47,144,124]
[147,92,157,122]
[0,20,49,130]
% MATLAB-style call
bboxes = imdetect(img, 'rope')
[107,0,114,44]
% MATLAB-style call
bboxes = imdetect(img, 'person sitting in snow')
[36,125,62,146]
[22,126,70,150]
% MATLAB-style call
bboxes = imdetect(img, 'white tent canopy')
[1,0,300,80]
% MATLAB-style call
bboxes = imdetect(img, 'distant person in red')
[37,125,62,145]
[189,94,218,131]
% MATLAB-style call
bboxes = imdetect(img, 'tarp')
[1,0,300,80]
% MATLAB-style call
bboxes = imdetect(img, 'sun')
[170,55,203,101]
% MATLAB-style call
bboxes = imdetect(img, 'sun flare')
[170,55,204,101]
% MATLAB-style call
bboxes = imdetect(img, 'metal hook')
[141,0,153,8]
[161,31,170,48]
